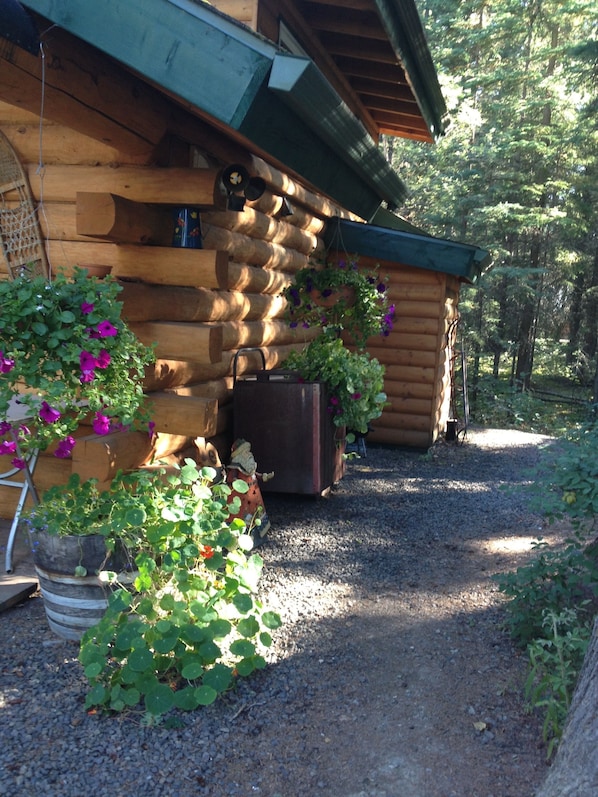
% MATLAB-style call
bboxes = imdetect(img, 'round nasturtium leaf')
[230,639,255,658]
[194,684,218,706]
[144,683,175,715]
[202,663,232,694]
[181,660,204,681]
[128,647,154,672]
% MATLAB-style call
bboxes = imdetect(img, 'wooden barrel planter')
[31,532,132,641]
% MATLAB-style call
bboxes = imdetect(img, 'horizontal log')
[376,349,437,368]
[26,165,227,207]
[378,316,440,337]
[119,282,287,323]
[383,379,434,400]
[0,54,158,160]
[0,100,41,124]
[210,0,257,23]
[71,430,153,483]
[356,255,446,284]
[218,320,318,350]
[385,396,433,416]
[392,300,443,319]
[130,322,223,364]
[367,426,432,449]
[202,225,309,271]
[383,363,444,385]
[46,241,229,289]
[227,262,292,294]
[76,192,173,244]
[368,333,439,354]
[143,343,302,391]
[146,393,218,437]
[2,123,146,166]
[249,155,356,221]
[166,378,232,403]
[386,284,444,302]
[370,411,430,432]
[247,193,327,234]
[202,208,319,256]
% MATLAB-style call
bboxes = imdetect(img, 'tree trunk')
[535,617,598,797]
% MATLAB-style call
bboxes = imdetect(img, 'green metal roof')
[323,218,492,283]
[21,0,431,219]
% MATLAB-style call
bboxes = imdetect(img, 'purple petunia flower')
[39,401,61,424]
[95,349,111,369]
[351,392,362,400]
[81,301,94,315]
[0,351,15,373]
[11,458,26,470]
[0,440,17,456]
[79,350,97,372]
[54,436,76,458]
[95,320,118,338]
[92,413,111,436]
[0,421,12,435]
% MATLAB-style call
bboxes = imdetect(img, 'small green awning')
[323,218,492,283]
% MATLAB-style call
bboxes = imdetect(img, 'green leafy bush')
[525,608,592,760]
[494,422,598,756]
[78,460,281,718]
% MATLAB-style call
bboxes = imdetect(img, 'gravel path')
[1,427,563,797]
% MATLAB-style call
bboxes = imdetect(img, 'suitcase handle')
[232,347,266,386]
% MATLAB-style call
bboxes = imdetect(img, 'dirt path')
[1,427,565,797]
[216,428,563,797]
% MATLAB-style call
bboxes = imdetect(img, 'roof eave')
[373,0,449,140]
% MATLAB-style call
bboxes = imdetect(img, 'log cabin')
[0,0,490,515]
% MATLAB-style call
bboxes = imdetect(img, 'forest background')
[390,0,597,435]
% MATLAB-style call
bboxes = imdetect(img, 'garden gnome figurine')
[225,439,273,542]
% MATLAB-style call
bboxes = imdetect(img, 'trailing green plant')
[78,460,282,718]
[524,607,592,760]
[0,267,154,465]
[284,332,387,434]
[281,258,394,350]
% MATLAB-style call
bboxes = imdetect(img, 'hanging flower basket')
[309,285,356,309]
[0,266,155,467]
[282,258,394,349]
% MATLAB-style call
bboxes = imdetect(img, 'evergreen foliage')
[393,0,597,412]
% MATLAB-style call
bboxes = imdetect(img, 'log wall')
[335,254,461,449]
[0,29,463,515]
[0,95,331,516]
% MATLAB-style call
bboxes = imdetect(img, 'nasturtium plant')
[78,460,282,718]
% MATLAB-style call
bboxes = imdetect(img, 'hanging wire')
[36,39,51,279]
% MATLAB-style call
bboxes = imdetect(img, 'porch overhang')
[323,218,492,283]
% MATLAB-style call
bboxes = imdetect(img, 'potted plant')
[281,257,391,441]
[0,266,154,467]
[77,459,282,718]
[282,258,394,349]
[21,468,165,639]
[283,332,387,436]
